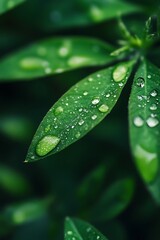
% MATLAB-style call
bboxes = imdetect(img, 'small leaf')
[2,198,52,225]
[129,59,160,203]
[65,217,108,240]
[0,0,25,15]
[26,60,135,162]
[0,37,114,81]
[89,178,135,221]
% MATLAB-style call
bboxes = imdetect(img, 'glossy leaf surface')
[129,59,160,203]
[65,217,108,240]
[26,60,135,162]
[0,37,114,81]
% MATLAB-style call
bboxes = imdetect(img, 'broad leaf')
[13,0,141,31]
[90,178,135,221]
[129,59,160,203]
[65,217,108,240]
[0,0,25,15]
[25,60,135,162]
[0,37,114,81]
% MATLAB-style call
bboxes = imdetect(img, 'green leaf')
[0,37,114,81]
[15,0,140,31]
[129,59,160,203]
[2,198,52,225]
[0,0,25,15]
[26,60,135,162]
[89,178,135,221]
[0,164,31,196]
[65,217,108,240]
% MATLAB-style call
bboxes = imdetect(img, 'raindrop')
[99,104,109,113]
[146,117,159,127]
[75,132,81,138]
[68,56,92,67]
[147,75,151,79]
[113,64,128,82]
[133,116,144,127]
[106,93,110,98]
[136,77,145,88]
[55,106,64,115]
[150,104,157,111]
[78,120,84,126]
[91,115,97,120]
[150,90,158,97]
[92,98,100,105]
[36,135,60,156]
[83,91,88,96]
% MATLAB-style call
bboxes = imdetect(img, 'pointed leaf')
[0,0,25,15]
[90,178,135,221]
[0,37,114,81]
[129,59,160,203]
[65,217,108,240]
[26,60,135,162]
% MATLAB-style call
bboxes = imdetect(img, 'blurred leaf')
[15,0,141,31]
[0,165,31,196]
[26,60,135,162]
[90,178,135,221]
[77,162,114,207]
[129,59,160,203]
[0,37,114,81]
[65,217,108,240]
[0,116,33,141]
[0,0,25,15]
[3,198,52,225]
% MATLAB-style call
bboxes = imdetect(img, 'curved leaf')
[129,59,160,203]
[0,0,25,15]
[25,60,135,162]
[65,217,108,240]
[0,37,114,81]
[89,178,135,221]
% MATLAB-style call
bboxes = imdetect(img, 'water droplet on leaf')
[98,104,109,113]
[133,116,144,127]
[150,90,158,97]
[92,98,100,105]
[55,106,64,115]
[136,77,145,88]
[113,64,128,82]
[146,117,159,127]
[36,135,60,156]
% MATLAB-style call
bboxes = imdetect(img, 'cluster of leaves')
[0,0,160,239]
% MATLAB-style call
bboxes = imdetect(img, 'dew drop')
[91,115,97,120]
[98,104,109,113]
[147,75,151,79]
[75,132,81,138]
[20,57,46,70]
[55,106,64,115]
[150,104,157,111]
[150,90,158,97]
[133,116,144,127]
[106,93,110,98]
[83,91,88,96]
[36,135,60,156]
[92,98,100,105]
[68,56,92,67]
[78,120,84,126]
[146,117,159,127]
[136,77,145,88]
[113,64,128,82]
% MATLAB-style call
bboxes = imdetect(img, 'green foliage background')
[0,0,160,239]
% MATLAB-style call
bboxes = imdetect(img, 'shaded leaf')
[129,59,160,203]
[0,37,114,81]
[65,217,108,240]
[90,178,135,221]
[2,198,52,225]
[0,164,31,196]
[21,0,140,31]
[0,0,25,15]
[26,60,135,162]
